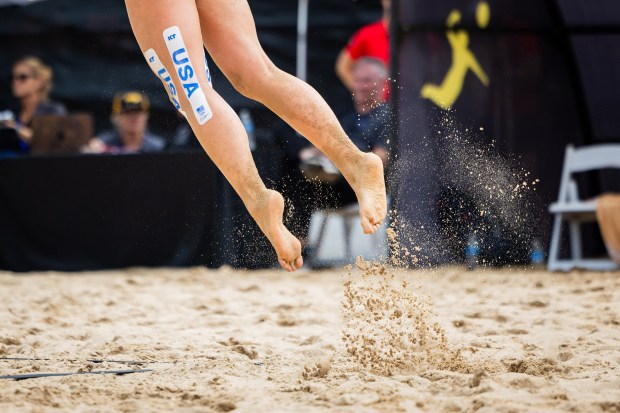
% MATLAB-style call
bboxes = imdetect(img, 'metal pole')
[296,0,309,81]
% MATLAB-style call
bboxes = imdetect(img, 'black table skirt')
[0,153,275,272]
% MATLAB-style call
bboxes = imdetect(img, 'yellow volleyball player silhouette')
[421,1,490,110]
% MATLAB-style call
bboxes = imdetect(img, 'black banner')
[393,0,620,264]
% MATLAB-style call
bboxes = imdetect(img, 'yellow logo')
[421,1,490,110]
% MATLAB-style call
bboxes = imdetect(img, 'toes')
[363,219,382,235]
[361,217,373,234]
[280,257,304,272]
[362,218,383,234]
[370,213,383,225]
[371,216,384,231]
[280,259,292,272]
[361,210,386,234]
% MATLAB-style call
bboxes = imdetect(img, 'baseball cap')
[112,91,150,114]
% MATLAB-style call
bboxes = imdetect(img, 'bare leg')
[124,0,302,271]
[196,0,387,234]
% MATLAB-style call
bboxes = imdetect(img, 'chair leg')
[548,214,563,271]
[569,221,582,261]
[310,213,329,264]
[342,213,352,261]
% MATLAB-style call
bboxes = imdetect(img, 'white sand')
[1,265,619,412]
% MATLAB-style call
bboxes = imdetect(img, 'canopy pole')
[296,0,309,81]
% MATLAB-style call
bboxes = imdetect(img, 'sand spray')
[340,111,541,376]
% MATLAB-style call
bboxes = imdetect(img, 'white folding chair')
[548,144,620,271]
[306,201,390,269]
[306,203,360,268]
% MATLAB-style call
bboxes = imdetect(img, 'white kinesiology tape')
[144,48,187,118]
[163,26,213,125]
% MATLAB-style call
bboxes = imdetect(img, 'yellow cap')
[112,91,150,114]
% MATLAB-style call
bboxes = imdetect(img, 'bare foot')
[250,190,303,272]
[345,152,387,234]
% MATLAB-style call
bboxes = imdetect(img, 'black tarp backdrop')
[0,0,382,134]
[393,0,620,264]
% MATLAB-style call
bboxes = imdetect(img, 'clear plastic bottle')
[0,110,14,123]
[530,239,545,268]
[465,233,480,270]
[239,108,256,152]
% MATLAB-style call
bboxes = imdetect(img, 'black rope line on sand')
[0,369,153,381]
[0,357,170,365]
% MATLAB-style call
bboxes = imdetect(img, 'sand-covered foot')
[251,190,303,272]
[347,152,387,234]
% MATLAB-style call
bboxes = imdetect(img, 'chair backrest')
[557,144,620,202]
[566,144,620,173]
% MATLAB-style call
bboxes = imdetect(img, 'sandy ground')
[1,265,619,413]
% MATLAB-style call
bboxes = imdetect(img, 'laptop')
[30,114,93,155]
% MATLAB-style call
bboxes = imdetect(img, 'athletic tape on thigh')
[164,26,213,125]
[144,48,187,118]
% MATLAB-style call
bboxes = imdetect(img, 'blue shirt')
[339,104,391,153]
[97,129,166,153]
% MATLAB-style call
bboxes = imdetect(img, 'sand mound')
[342,257,468,376]
[341,219,471,376]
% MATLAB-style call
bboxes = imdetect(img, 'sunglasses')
[12,73,34,82]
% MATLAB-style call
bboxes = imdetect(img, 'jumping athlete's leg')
[195,0,387,234]
[124,0,302,271]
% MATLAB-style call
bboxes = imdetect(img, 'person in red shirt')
[336,0,391,94]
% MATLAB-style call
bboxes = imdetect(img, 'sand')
[1,265,619,412]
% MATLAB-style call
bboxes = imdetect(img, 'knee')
[228,58,279,99]
[162,75,213,125]
[144,48,213,125]
[178,80,214,125]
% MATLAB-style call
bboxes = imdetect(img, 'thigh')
[125,0,204,67]
[195,0,274,84]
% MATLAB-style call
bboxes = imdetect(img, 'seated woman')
[0,56,66,152]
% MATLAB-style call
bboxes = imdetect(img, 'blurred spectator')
[0,56,66,152]
[336,0,390,95]
[339,57,390,166]
[276,57,392,248]
[304,57,390,171]
[86,91,165,154]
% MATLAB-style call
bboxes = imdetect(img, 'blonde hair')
[14,56,54,100]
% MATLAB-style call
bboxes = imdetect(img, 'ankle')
[244,188,270,216]
[339,151,370,181]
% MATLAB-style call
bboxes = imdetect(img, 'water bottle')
[530,239,545,267]
[0,110,15,123]
[465,233,480,270]
[239,108,256,152]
